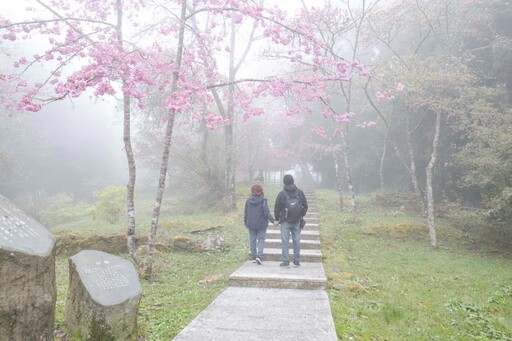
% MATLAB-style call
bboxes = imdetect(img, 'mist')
[0,0,510,220]
[0,93,125,200]
[1,2,511,338]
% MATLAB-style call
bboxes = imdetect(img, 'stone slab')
[172,287,337,341]
[230,261,326,290]
[69,250,142,306]
[0,194,55,256]
[66,250,142,340]
[262,248,323,262]
[267,224,319,231]
[264,238,320,249]
[266,229,320,241]
[0,194,56,340]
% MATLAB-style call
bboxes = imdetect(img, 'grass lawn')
[50,187,511,340]
[318,190,512,340]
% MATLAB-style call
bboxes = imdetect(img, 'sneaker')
[279,262,290,268]
[252,258,256,263]
[255,257,262,265]
[293,261,300,267]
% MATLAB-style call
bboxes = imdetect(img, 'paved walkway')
[172,191,337,340]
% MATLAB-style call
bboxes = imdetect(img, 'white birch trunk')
[116,0,140,266]
[379,130,389,191]
[143,0,187,278]
[406,115,426,213]
[329,136,344,210]
[341,124,357,220]
[426,111,441,248]
[223,21,238,211]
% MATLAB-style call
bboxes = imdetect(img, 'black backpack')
[283,190,303,223]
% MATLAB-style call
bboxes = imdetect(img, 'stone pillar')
[0,194,56,341]
[66,250,142,340]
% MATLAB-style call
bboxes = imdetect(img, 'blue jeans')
[280,220,300,263]
[249,228,267,259]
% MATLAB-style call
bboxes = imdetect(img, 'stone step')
[262,248,323,262]
[273,211,317,218]
[266,230,320,241]
[305,223,319,230]
[267,223,319,231]
[229,261,327,290]
[265,239,320,250]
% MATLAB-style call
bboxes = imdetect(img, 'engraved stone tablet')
[0,194,56,341]
[66,250,142,340]
[0,194,55,256]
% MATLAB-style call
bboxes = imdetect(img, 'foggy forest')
[1,0,511,340]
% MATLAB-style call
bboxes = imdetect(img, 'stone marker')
[0,194,56,341]
[66,250,142,340]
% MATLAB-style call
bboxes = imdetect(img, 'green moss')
[88,315,115,341]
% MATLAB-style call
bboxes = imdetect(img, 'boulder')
[0,194,56,341]
[65,250,142,340]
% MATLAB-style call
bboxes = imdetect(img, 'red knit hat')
[251,184,263,196]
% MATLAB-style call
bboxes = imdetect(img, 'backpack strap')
[283,190,289,200]
[284,190,299,199]
[262,198,268,210]
[282,191,289,220]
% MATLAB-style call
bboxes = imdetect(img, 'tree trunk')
[224,118,236,210]
[379,129,389,191]
[247,134,254,181]
[426,111,441,248]
[123,88,140,266]
[300,163,314,184]
[223,20,237,211]
[330,136,344,210]
[340,123,356,220]
[116,0,140,266]
[143,0,187,278]
[406,114,426,212]
[200,119,211,183]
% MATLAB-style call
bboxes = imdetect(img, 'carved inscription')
[83,261,130,290]
[0,215,41,246]
[71,250,141,306]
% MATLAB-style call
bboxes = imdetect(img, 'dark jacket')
[244,196,275,230]
[274,184,308,222]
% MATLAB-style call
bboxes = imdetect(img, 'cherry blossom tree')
[1,0,363,274]
[263,1,378,218]
[0,0,164,268]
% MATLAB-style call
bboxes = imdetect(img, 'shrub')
[444,201,512,248]
[89,186,125,224]
[370,190,421,212]
[488,187,512,225]
[443,202,486,232]
[39,193,90,226]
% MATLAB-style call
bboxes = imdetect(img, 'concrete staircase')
[229,190,327,290]
[172,190,337,341]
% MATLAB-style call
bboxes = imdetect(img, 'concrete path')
[172,191,337,340]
